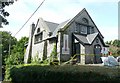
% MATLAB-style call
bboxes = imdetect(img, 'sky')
[0,0,119,42]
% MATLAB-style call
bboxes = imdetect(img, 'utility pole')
[118,1,120,40]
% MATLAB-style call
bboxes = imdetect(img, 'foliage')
[0,31,17,65]
[4,65,13,81]
[106,39,120,56]
[4,65,120,82]
[112,39,120,47]
[31,52,50,65]
[31,52,40,64]
[5,52,24,65]
[30,44,59,65]
[5,36,28,65]
[50,44,57,61]
[0,0,17,26]
[11,37,28,55]
[106,39,120,47]
[50,44,59,65]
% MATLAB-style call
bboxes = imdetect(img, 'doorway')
[74,43,80,63]
[94,44,102,64]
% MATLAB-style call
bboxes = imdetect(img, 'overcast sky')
[0,0,119,41]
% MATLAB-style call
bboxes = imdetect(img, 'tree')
[0,31,17,65]
[105,40,113,45]
[5,36,29,65]
[0,0,17,27]
[3,37,28,78]
[108,39,120,56]
[112,39,120,47]
[11,37,28,55]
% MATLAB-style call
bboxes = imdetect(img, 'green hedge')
[4,65,120,82]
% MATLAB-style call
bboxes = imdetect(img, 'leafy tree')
[5,52,24,65]
[0,0,17,27]
[112,39,120,47]
[5,37,29,65]
[108,39,120,56]
[105,40,113,45]
[11,37,28,55]
[0,31,17,65]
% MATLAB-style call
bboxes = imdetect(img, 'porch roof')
[73,33,98,45]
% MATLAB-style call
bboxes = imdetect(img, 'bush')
[4,65,120,82]
[5,52,24,65]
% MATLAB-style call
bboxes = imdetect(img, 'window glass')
[75,23,80,33]
[81,25,87,34]
[34,32,43,44]
[88,27,94,34]
[37,28,40,33]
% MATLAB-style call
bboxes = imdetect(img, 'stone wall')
[47,39,56,58]
[32,41,44,61]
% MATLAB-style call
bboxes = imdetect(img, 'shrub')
[5,52,24,65]
[31,52,41,64]
[49,44,59,65]
[4,65,120,82]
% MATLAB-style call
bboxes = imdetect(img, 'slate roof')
[44,21,59,32]
[73,33,99,45]
[87,33,98,44]
[52,19,71,37]
[42,8,103,38]
[36,8,104,41]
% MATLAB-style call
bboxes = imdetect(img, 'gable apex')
[61,8,104,38]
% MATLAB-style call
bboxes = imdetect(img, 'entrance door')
[74,43,80,63]
[94,44,102,64]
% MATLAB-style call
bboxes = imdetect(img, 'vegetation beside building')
[1,31,120,82]
[106,39,120,56]
[4,65,120,82]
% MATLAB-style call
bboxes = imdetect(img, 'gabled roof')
[56,8,103,38]
[74,33,98,45]
[52,19,71,37]
[44,21,59,32]
[35,8,104,39]
[74,33,108,47]
[87,33,98,44]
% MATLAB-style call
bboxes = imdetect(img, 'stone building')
[24,8,108,64]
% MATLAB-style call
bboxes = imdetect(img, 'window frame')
[34,31,43,44]
[80,25,87,34]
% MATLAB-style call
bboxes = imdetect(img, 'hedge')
[4,64,120,83]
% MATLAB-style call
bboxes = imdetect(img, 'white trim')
[62,34,70,54]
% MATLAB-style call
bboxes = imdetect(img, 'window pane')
[91,27,94,33]
[87,27,90,34]
[75,23,80,33]
[81,25,87,34]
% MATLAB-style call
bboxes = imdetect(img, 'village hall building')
[24,8,108,64]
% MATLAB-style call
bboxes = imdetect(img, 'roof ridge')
[44,20,59,25]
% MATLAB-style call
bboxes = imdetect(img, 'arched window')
[82,18,89,24]
[37,28,40,33]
